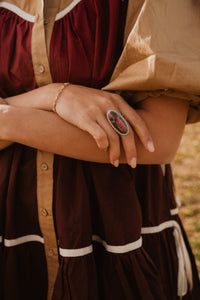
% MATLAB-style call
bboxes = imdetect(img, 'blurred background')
[172,123,200,275]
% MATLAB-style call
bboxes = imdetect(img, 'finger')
[80,117,109,151]
[96,114,120,167]
[121,127,137,168]
[118,103,155,153]
[104,107,137,167]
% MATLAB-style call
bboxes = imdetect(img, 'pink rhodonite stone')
[108,111,128,134]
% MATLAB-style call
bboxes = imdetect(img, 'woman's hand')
[55,84,155,167]
[5,83,154,167]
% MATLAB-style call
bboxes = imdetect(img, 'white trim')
[160,164,166,176]
[0,2,36,22]
[55,0,82,21]
[92,235,142,254]
[141,220,193,297]
[59,244,93,257]
[141,220,180,234]
[59,236,142,257]
[176,195,182,208]
[173,228,188,296]
[170,207,179,216]
[4,235,44,247]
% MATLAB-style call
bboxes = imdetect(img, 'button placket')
[32,2,61,299]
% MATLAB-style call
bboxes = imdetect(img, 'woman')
[0,0,200,299]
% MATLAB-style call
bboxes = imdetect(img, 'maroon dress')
[0,1,200,299]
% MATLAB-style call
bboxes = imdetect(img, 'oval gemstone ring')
[106,109,129,136]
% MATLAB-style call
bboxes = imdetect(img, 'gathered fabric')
[0,1,200,299]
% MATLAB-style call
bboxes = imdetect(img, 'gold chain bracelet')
[52,82,70,112]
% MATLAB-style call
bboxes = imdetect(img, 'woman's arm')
[5,83,155,167]
[0,95,188,165]
[136,96,188,164]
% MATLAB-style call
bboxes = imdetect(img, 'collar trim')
[0,1,35,22]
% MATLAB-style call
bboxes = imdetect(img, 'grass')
[172,123,200,275]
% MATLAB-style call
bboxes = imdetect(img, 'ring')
[106,109,129,136]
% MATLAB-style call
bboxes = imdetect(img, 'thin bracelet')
[52,82,70,112]
[0,97,8,105]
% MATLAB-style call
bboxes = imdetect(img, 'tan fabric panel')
[1,0,40,15]
[37,151,58,300]
[43,0,61,57]
[31,1,52,86]
[104,0,200,123]
[31,1,59,299]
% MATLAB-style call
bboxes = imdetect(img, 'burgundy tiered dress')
[0,1,200,299]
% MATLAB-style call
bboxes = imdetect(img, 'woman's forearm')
[6,84,59,111]
[0,105,112,163]
[0,96,188,164]
[5,84,156,167]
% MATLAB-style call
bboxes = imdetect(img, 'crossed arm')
[0,83,188,166]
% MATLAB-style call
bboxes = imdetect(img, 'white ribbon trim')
[170,207,179,216]
[173,228,188,296]
[0,2,36,22]
[59,244,93,257]
[0,0,83,23]
[141,220,179,234]
[1,220,193,297]
[4,235,44,247]
[142,220,193,297]
[55,0,82,21]
[160,164,166,176]
[59,236,142,257]
[92,235,142,254]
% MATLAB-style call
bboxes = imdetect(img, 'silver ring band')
[106,109,129,136]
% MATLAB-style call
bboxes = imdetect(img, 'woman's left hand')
[54,84,155,167]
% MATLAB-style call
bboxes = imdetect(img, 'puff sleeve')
[104,0,200,123]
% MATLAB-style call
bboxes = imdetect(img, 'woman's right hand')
[55,84,155,167]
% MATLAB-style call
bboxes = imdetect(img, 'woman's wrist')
[40,83,64,111]
[5,83,64,111]
[52,82,70,112]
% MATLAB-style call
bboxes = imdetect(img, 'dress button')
[49,249,54,256]
[41,162,48,171]
[39,65,45,73]
[42,209,48,216]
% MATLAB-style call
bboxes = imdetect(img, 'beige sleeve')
[103,0,200,123]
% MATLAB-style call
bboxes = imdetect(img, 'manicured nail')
[147,141,155,152]
[113,159,119,167]
[130,157,136,168]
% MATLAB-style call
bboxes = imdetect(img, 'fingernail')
[113,159,119,167]
[130,157,136,168]
[147,141,155,152]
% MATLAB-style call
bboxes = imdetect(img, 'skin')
[0,83,189,166]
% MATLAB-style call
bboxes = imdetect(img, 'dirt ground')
[172,123,200,275]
